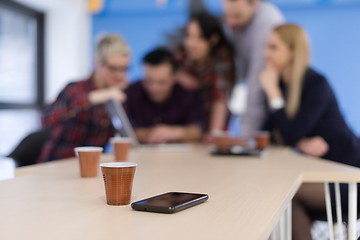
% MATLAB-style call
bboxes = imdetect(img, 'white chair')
[323,182,358,240]
[0,157,15,181]
[270,182,359,240]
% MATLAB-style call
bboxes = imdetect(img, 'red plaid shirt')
[38,75,114,162]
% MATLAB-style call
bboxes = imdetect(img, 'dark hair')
[142,47,177,71]
[187,13,233,56]
[184,13,235,87]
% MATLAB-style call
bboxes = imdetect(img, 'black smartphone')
[131,192,209,214]
[211,149,263,157]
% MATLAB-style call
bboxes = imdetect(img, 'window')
[0,1,44,156]
[0,0,44,109]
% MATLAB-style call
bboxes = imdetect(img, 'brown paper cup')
[214,135,233,153]
[254,132,270,150]
[110,137,132,161]
[100,162,137,206]
[214,135,249,153]
[75,147,103,178]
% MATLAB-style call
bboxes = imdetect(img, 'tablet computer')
[131,192,209,214]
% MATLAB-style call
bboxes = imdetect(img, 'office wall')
[92,7,187,81]
[92,0,360,135]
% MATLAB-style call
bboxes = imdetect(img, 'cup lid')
[110,137,133,143]
[100,162,137,168]
[74,146,104,152]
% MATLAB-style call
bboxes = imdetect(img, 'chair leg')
[348,182,357,240]
[279,204,292,240]
[325,182,335,240]
[269,226,278,240]
[285,202,292,240]
[279,210,285,240]
[335,183,344,240]
[269,203,291,240]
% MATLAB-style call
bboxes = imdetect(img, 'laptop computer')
[104,99,191,150]
[104,99,139,147]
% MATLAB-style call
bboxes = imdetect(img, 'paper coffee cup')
[110,137,132,161]
[74,147,103,178]
[254,132,270,150]
[100,162,137,206]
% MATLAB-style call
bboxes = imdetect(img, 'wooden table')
[2,146,360,240]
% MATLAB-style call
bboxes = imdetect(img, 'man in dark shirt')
[39,34,130,162]
[125,48,204,144]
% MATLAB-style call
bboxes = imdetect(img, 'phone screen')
[137,192,204,207]
[132,192,208,213]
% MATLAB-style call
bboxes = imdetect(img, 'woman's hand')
[176,71,199,90]
[296,136,329,157]
[260,63,282,100]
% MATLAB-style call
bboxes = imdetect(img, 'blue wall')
[92,0,360,135]
[92,1,189,81]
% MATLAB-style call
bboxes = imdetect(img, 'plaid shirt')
[38,75,114,162]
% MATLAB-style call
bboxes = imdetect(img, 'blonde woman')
[260,24,360,240]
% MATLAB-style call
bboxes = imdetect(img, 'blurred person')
[223,0,284,137]
[174,13,235,141]
[260,24,360,240]
[38,34,130,162]
[125,48,204,144]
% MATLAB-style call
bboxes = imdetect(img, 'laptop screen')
[104,99,139,146]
